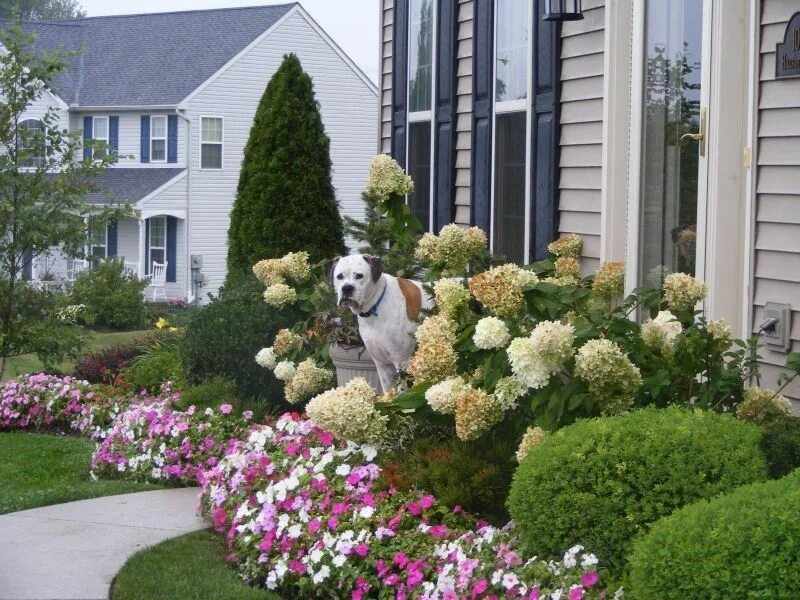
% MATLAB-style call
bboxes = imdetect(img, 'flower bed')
[1,374,618,598]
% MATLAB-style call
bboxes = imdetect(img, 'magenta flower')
[471,579,489,598]
[419,494,435,509]
[219,403,233,414]
[354,543,369,558]
[582,572,599,587]
[569,586,585,600]
[406,501,421,515]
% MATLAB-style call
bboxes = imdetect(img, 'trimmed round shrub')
[71,259,148,330]
[180,277,300,405]
[760,414,800,478]
[629,470,800,598]
[507,407,766,571]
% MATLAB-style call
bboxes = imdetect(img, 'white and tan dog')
[327,254,433,393]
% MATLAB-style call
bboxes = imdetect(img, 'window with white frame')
[148,216,166,271]
[93,116,109,160]
[90,223,107,259]
[150,116,167,162]
[200,117,223,169]
[492,0,530,264]
[406,0,436,232]
[18,118,45,168]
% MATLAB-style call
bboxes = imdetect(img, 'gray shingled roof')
[86,168,185,205]
[1,3,295,106]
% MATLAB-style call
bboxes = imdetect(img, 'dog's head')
[326,254,383,313]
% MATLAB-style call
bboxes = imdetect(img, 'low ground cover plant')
[507,406,767,571]
[629,470,800,599]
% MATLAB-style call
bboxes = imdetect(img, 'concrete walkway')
[0,489,206,600]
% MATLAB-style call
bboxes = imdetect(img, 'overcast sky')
[78,0,380,83]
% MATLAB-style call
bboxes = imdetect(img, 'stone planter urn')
[329,343,382,393]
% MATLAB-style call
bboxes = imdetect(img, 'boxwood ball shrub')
[629,470,800,599]
[181,277,300,405]
[70,259,148,330]
[507,406,766,571]
[760,414,800,478]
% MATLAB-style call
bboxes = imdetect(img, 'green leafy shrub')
[760,414,800,478]
[507,407,766,571]
[225,53,345,286]
[379,435,516,524]
[71,259,148,330]
[629,470,800,599]
[181,277,300,406]
[173,377,273,422]
[124,333,185,393]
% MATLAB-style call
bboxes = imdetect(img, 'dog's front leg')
[375,362,397,395]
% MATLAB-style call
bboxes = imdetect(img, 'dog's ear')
[362,254,383,282]
[324,256,340,286]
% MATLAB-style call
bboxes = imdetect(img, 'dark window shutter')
[83,116,93,161]
[166,216,177,283]
[434,0,457,231]
[109,116,119,156]
[529,1,561,260]
[107,219,118,257]
[391,0,409,166]
[167,115,178,163]
[144,218,150,274]
[140,115,150,163]
[471,0,494,231]
[22,249,33,281]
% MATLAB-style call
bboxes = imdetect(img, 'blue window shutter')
[83,116,93,161]
[166,216,177,283]
[140,115,150,163]
[434,0,457,231]
[167,115,178,163]
[22,249,33,281]
[144,218,150,274]
[109,116,119,156]
[107,219,118,257]
[529,1,561,260]
[391,0,409,167]
[471,0,494,231]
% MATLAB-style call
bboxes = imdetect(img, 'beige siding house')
[379,0,800,399]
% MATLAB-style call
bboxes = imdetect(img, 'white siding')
[753,0,800,400]
[70,111,188,168]
[185,9,378,297]
[558,0,605,274]
[20,89,69,132]
[115,216,140,265]
[454,0,473,226]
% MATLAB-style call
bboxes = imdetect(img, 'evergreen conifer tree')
[226,53,345,286]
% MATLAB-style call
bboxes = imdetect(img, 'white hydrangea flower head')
[493,377,526,411]
[365,154,414,200]
[516,426,548,462]
[284,359,334,404]
[641,310,682,352]
[663,272,707,312]
[263,283,297,308]
[473,316,512,350]
[574,339,641,414]
[506,336,552,390]
[273,360,296,381]
[425,376,469,414]
[255,347,277,370]
[433,278,470,319]
[306,377,386,443]
[736,387,792,423]
[529,320,575,372]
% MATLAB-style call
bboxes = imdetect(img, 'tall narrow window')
[200,117,223,169]
[149,216,167,269]
[93,116,109,160]
[151,116,167,162]
[492,0,530,264]
[18,119,45,168]
[90,224,107,259]
[406,0,435,231]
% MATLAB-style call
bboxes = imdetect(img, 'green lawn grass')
[0,432,160,514]
[111,530,280,600]
[2,329,150,381]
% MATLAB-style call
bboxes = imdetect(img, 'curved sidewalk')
[0,488,206,600]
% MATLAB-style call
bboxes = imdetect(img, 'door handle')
[680,108,706,156]
[681,132,704,142]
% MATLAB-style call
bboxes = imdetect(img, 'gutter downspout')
[176,108,192,302]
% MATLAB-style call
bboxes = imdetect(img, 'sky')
[78,0,380,83]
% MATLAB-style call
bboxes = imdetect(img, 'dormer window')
[151,116,167,162]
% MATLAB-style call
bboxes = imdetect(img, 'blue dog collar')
[359,282,388,318]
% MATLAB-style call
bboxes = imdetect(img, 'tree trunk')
[0,355,6,381]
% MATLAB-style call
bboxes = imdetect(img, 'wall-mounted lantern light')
[542,0,584,21]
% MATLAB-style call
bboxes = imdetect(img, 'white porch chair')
[67,258,88,283]
[148,261,168,302]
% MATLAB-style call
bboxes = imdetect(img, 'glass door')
[637,0,711,288]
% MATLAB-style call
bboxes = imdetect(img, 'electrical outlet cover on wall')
[764,302,792,353]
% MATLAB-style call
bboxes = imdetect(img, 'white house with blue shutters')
[7,3,377,301]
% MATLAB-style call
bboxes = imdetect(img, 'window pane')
[493,111,527,263]
[19,119,45,168]
[496,0,529,102]
[407,121,432,232]
[150,217,166,248]
[151,139,166,161]
[408,0,434,112]
[201,144,222,169]
[92,245,106,259]
[201,118,223,143]
[150,249,165,266]
[639,0,704,283]
[94,117,108,140]
[151,116,167,138]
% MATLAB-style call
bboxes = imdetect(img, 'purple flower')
[219,403,233,414]
[582,572,599,587]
